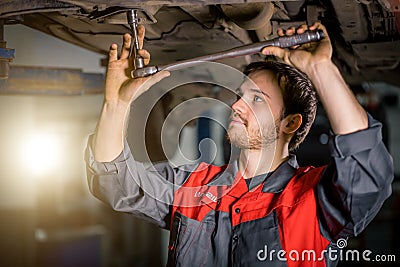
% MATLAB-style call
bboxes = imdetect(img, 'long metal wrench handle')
[127,9,145,69]
[132,29,324,78]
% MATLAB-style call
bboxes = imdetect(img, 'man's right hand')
[93,25,169,162]
[104,25,170,107]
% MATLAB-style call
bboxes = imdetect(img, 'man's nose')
[231,97,248,115]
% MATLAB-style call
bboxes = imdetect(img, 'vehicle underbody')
[1,0,399,86]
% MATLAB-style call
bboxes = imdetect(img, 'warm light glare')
[22,133,62,176]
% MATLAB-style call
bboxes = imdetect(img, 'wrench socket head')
[131,66,158,78]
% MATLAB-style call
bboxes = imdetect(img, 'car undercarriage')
[1,0,399,86]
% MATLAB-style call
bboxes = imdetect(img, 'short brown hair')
[243,60,318,151]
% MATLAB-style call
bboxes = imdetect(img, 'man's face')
[227,70,285,150]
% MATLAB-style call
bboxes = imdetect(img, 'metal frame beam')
[0,65,104,95]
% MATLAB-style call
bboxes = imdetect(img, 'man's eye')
[254,95,263,102]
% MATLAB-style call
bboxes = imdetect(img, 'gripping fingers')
[295,24,312,49]
[120,33,132,59]
[262,46,290,63]
[296,24,308,34]
[285,26,296,35]
[138,49,151,65]
[310,22,331,42]
[267,26,297,56]
[277,26,296,37]
[309,21,323,31]
[138,25,145,49]
[109,43,118,62]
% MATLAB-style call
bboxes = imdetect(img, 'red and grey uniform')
[86,115,393,267]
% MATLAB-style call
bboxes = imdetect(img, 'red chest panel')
[171,163,331,266]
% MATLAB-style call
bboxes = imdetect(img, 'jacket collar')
[207,154,299,193]
[207,161,239,186]
[261,154,298,193]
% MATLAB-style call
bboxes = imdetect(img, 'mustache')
[230,112,248,126]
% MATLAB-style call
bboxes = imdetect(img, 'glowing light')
[22,133,62,176]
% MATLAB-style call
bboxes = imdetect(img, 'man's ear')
[282,114,302,134]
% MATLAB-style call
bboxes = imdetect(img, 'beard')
[226,113,281,150]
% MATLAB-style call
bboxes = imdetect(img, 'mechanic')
[85,22,393,267]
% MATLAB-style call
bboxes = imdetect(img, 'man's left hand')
[262,22,333,75]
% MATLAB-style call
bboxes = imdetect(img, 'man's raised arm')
[262,22,368,135]
[263,23,393,240]
[93,26,169,162]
